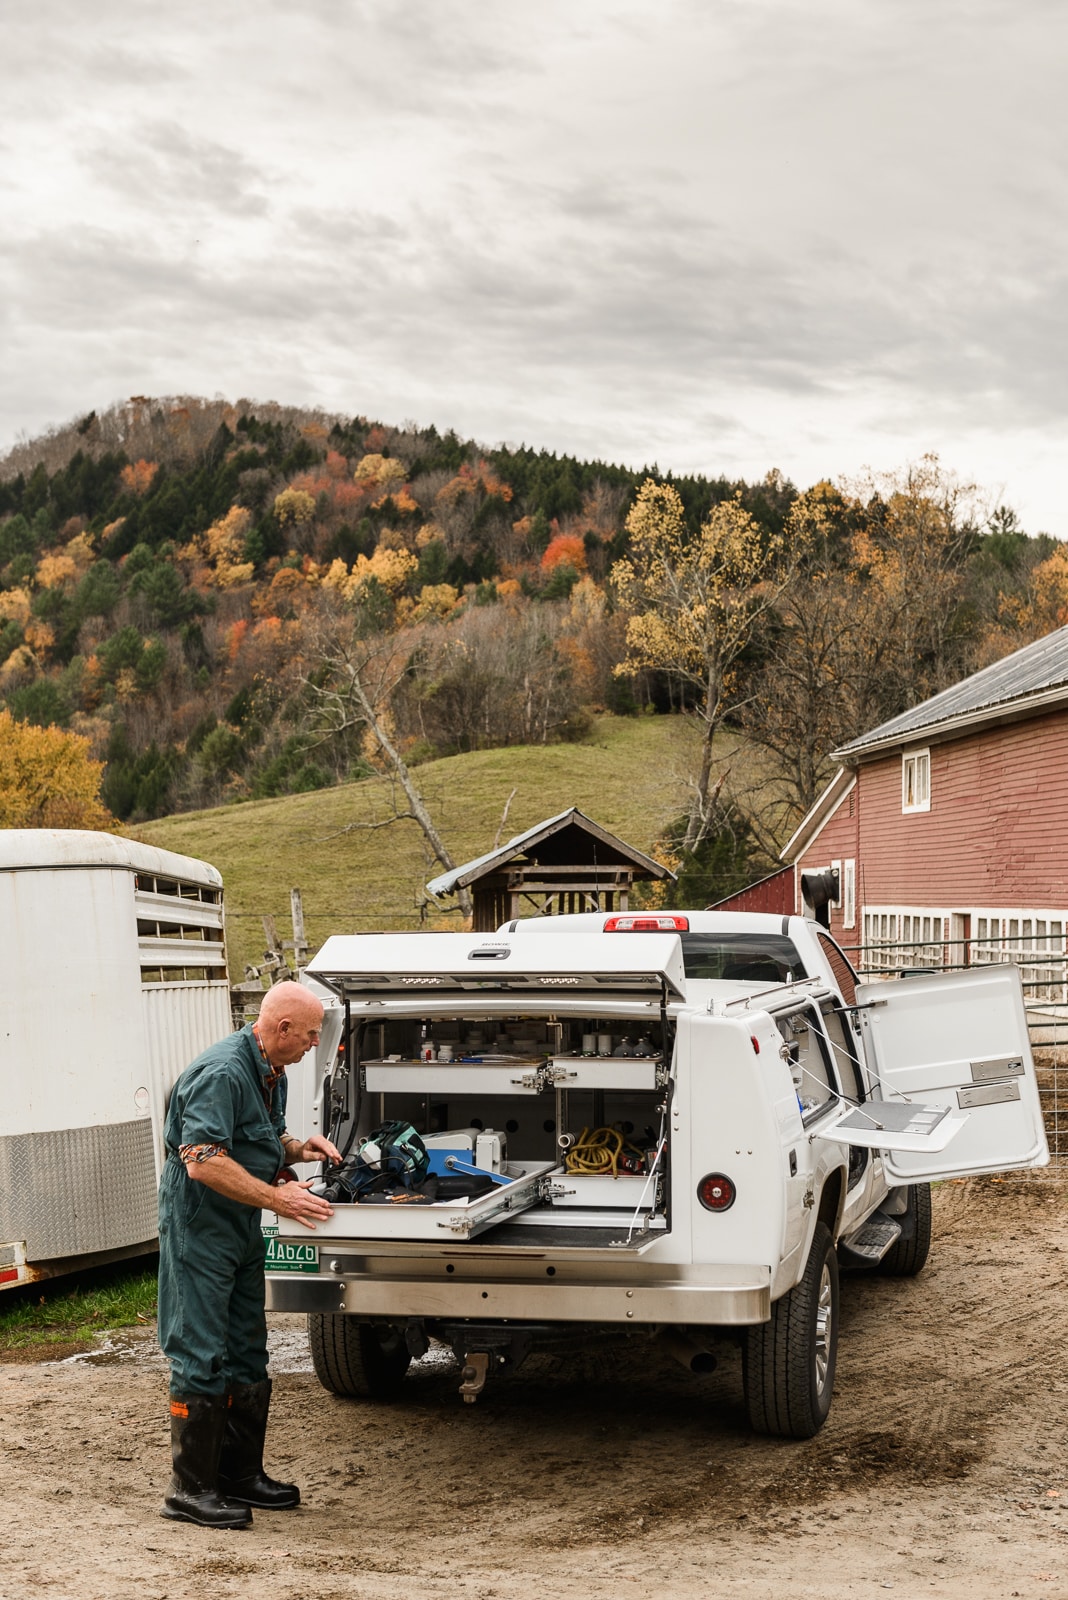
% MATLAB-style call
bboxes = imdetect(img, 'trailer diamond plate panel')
[0,1120,158,1261]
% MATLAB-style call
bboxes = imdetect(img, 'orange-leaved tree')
[541,533,587,573]
[0,710,117,829]
[120,459,158,496]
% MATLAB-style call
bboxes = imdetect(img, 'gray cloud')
[85,123,271,219]
[1,0,1066,533]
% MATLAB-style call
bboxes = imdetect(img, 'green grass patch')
[0,1260,158,1359]
[137,713,747,978]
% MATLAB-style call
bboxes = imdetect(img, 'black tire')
[308,1315,412,1399]
[744,1221,838,1439]
[879,1183,932,1277]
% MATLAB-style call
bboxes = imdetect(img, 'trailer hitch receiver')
[459,1350,491,1403]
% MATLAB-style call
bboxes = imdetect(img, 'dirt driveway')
[3,1178,1068,1600]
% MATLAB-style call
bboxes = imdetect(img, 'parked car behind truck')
[270,911,1047,1437]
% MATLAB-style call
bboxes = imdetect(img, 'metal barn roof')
[834,625,1068,761]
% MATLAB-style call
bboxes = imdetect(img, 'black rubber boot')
[161,1394,253,1528]
[218,1379,300,1510]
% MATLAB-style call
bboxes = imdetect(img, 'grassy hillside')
[137,714,724,979]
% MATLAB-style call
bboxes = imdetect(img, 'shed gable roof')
[426,807,672,898]
[834,624,1068,761]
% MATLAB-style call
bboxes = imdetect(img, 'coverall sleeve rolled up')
[168,1064,241,1152]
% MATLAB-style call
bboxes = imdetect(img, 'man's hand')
[286,1132,343,1166]
[273,1178,334,1231]
[186,1150,334,1228]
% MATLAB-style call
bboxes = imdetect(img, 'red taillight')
[603,914,690,933]
[697,1173,736,1212]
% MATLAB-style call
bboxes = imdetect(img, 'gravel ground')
[3,1177,1068,1600]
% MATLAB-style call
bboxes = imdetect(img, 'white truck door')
[821,964,1048,1183]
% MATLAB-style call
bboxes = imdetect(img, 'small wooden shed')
[426,808,675,932]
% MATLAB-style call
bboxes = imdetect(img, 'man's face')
[274,1007,324,1065]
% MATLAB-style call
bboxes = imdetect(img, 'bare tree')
[304,610,474,921]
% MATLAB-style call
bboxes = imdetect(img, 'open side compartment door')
[820,964,1048,1183]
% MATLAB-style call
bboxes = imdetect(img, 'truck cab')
[267,913,1047,1438]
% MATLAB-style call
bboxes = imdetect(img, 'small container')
[421,1042,436,1062]
[581,1033,596,1055]
[597,1032,613,1056]
[437,1043,454,1063]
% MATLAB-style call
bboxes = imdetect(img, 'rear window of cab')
[679,933,804,983]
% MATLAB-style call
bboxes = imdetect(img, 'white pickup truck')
[268,911,1047,1437]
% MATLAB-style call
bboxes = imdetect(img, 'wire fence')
[842,934,1068,1174]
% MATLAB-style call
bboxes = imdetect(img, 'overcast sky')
[2,0,1066,533]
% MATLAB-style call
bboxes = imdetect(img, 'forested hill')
[0,396,792,823]
[0,396,1062,855]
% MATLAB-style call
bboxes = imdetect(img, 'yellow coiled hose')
[564,1126,644,1177]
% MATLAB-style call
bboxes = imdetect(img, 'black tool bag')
[323,1162,498,1206]
[321,1120,430,1203]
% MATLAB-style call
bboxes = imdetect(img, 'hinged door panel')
[848,965,1047,1182]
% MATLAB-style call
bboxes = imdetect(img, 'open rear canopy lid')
[305,930,687,1000]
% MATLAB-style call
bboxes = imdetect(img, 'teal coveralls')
[158,1026,287,1397]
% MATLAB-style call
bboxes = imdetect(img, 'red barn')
[783,626,1068,985]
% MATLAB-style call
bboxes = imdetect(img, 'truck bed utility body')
[268,911,1047,1435]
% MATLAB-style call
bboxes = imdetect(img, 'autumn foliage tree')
[541,533,587,573]
[120,458,158,497]
[741,457,985,820]
[0,710,117,829]
[611,481,806,850]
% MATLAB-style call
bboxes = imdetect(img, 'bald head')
[255,981,325,1067]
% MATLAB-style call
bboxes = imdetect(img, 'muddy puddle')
[48,1314,461,1379]
[50,1314,314,1374]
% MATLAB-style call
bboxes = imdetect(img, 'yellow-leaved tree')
[0,710,117,829]
[611,480,805,851]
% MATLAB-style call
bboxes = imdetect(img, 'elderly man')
[157,981,341,1529]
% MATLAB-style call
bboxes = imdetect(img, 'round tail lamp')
[697,1172,736,1212]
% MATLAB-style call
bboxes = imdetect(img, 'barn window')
[842,859,856,929]
[902,748,930,812]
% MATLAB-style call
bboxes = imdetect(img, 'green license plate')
[262,1223,319,1274]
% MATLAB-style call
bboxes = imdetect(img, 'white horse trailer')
[0,829,233,1291]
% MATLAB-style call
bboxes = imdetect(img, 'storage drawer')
[549,1172,656,1209]
[364,1059,544,1095]
[544,1055,661,1091]
[275,1160,557,1243]
[364,1056,662,1095]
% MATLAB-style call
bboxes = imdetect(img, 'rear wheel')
[744,1221,838,1439]
[879,1182,932,1277]
[308,1315,412,1399]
